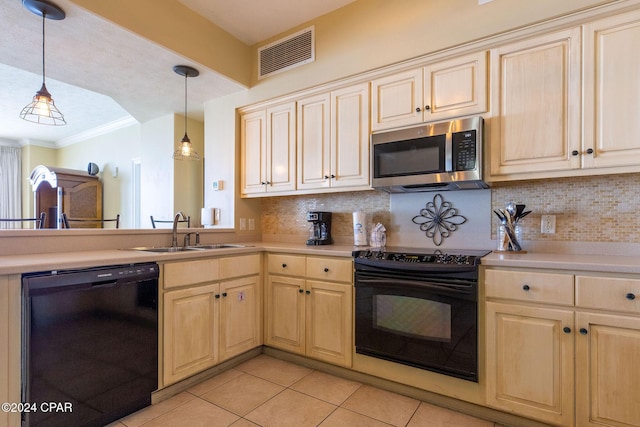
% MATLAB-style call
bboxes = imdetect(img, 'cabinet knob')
[305,290,311,295]
[215,294,221,299]
[522,284,530,291]
[563,326,571,334]
[330,174,336,179]
[579,328,588,335]
[415,107,421,112]
[571,150,579,156]
[424,105,431,111]
[324,267,330,273]
[626,293,636,300]
[324,175,329,180]
[298,289,304,294]
[586,148,594,154]
[222,292,227,297]
[282,263,287,268]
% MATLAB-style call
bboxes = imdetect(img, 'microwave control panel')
[452,130,477,171]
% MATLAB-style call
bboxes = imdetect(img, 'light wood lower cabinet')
[485,268,640,427]
[0,275,21,427]
[162,254,261,386]
[265,254,353,367]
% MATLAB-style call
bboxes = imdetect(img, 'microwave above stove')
[371,116,488,193]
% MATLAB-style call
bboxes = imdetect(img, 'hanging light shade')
[172,65,200,161]
[20,0,66,126]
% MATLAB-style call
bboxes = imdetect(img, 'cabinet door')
[163,283,219,386]
[297,93,331,190]
[576,312,640,427]
[486,302,574,426]
[241,109,267,195]
[305,280,353,367]
[219,275,261,361]
[330,83,371,188]
[265,275,305,354]
[583,11,640,169]
[489,28,581,179]
[266,102,297,193]
[371,68,423,131]
[423,51,488,122]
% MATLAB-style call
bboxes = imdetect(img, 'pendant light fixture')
[20,0,66,126]
[172,65,200,161]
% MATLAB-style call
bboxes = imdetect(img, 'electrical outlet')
[248,218,255,231]
[541,215,556,234]
[239,218,247,230]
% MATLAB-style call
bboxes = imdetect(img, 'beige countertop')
[0,242,360,275]
[482,250,640,274]
[4,242,640,276]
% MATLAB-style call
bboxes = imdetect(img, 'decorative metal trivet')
[411,193,467,246]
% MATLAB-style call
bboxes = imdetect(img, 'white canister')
[353,211,368,246]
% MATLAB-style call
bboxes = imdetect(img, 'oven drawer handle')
[356,277,473,294]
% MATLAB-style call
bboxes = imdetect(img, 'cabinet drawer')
[163,259,219,289]
[219,253,261,279]
[485,269,573,305]
[306,257,353,283]
[268,254,306,276]
[576,275,640,314]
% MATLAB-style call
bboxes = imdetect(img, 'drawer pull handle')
[282,263,287,268]
[522,284,530,291]
[626,293,636,300]
[324,267,330,272]
[579,328,588,335]
[563,327,571,334]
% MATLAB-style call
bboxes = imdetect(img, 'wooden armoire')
[29,165,102,229]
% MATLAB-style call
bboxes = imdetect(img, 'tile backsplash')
[261,173,640,246]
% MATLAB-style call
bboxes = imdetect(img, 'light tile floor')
[112,355,498,427]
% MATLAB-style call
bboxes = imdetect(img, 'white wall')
[141,115,174,227]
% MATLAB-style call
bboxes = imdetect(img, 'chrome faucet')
[183,231,200,247]
[171,211,186,247]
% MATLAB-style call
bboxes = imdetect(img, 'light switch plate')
[541,215,556,234]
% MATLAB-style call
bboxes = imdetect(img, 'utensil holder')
[497,223,523,252]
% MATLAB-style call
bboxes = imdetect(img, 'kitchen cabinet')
[485,269,575,427]
[575,275,640,427]
[265,253,353,367]
[370,51,487,131]
[297,82,370,191]
[241,102,296,196]
[489,27,582,179]
[485,268,640,427]
[582,10,640,170]
[0,275,21,427]
[162,254,261,386]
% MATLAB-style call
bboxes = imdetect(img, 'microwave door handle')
[445,132,453,172]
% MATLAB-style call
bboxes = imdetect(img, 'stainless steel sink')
[129,246,201,253]
[186,244,252,250]
[129,244,252,253]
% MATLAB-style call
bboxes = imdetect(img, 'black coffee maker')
[306,211,333,245]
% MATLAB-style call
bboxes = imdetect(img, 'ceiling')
[0,0,356,145]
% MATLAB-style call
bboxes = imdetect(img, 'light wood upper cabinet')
[489,27,582,179]
[297,83,370,191]
[583,10,640,170]
[371,51,488,131]
[241,102,296,196]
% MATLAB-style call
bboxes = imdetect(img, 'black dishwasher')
[22,263,159,427]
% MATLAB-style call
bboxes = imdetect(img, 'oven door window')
[374,295,451,342]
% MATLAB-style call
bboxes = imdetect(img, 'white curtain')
[0,146,22,228]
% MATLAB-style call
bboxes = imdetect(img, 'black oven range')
[353,247,490,382]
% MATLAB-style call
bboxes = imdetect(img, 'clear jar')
[497,223,522,251]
